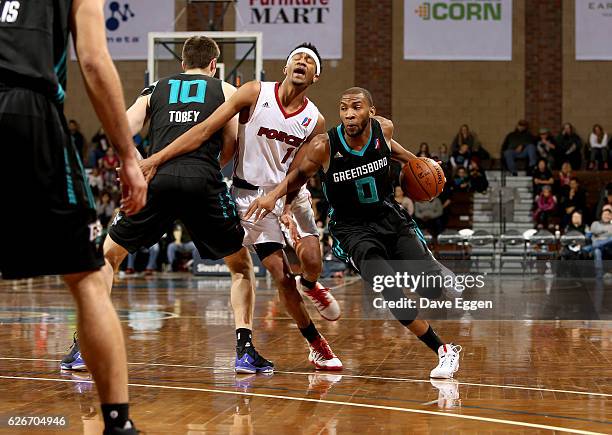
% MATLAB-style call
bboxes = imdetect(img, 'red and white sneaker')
[430,344,462,379]
[298,277,341,321]
[308,336,343,371]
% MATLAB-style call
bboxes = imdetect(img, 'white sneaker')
[308,336,343,371]
[298,277,341,321]
[430,344,462,379]
[430,379,461,409]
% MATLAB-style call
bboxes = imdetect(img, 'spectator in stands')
[96,191,115,226]
[416,142,431,158]
[594,182,612,219]
[125,243,160,276]
[88,166,104,196]
[559,177,587,228]
[101,146,120,171]
[468,160,488,193]
[167,223,198,271]
[565,210,587,235]
[414,196,445,236]
[90,127,109,163]
[556,123,582,170]
[68,119,86,161]
[560,211,589,260]
[588,124,609,170]
[557,161,573,190]
[394,186,414,216]
[453,167,470,192]
[451,124,489,163]
[450,143,471,171]
[532,159,554,196]
[583,205,612,276]
[533,185,557,228]
[436,143,449,163]
[502,119,537,176]
[536,128,559,169]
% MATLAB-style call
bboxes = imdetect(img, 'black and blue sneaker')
[60,332,87,371]
[235,346,274,374]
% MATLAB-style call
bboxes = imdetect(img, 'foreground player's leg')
[63,271,137,435]
[259,246,342,370]
[225,247,274,374]
[62,237,130,371]
[294,235,341,321]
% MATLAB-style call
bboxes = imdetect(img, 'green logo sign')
[415,2,502,21]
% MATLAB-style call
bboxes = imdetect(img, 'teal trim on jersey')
[55,83,65,104]
[328,224,348,261]
[225,191,237,217]
[336,124,373,157]
[54,49,67,82]
[63,148,77,205]
[218,193,229,218]
[412,219,427,245]
[71,138,96,210]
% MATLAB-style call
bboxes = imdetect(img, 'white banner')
[404,0,512,60]
[235,0,342,59]
[71,0,174,60]
[575,0,612,60]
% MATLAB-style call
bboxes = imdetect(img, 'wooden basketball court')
[0,274,610,434]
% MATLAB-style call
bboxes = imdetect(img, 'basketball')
[401,157,446,202]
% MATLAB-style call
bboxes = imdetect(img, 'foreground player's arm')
[70,0,146,214]
[219,82,239,168]
[284,113,326,206]
[245,134,330,222]
[146,81,260,170]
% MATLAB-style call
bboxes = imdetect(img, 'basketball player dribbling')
[246,87,463,379]
[60,36,274,375]
[0,0,146,433]
[139,43,343,370]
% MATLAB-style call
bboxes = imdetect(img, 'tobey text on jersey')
[169,110,201,123]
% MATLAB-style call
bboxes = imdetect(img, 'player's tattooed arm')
[245,134,329,222]
[139,81,260,181]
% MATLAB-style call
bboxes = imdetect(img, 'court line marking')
[0,375,605,435]
[1,357,609,398]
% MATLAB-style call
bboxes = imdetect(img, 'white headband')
[286,47,321,76]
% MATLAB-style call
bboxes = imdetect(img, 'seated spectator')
[583,205,612,276]
[502,119,537,176]
[452,167,470,192]
[68,119,86,161]
[101,147,120,171]
[436,143,449,164]
[588,124,609,170]
[90,127,109,162]
[468,160,488,193]
[556,123,582,170]
[394,186,414,215]
[416,142,431,158]
[451,124,489,163]
[126,243,160,275]
[559,177,586,228]
[594,182,612,219]
[533,185,556,228]
[565,210,588,235]
[536,128,559,169]
[560,211,589,260]
[450,143,471,171]
[414,196,445,236]
[167,223,198,271]
[532,159,554,196]
[88,167,104,196]
[96,191,115,226]
[557,161,573,190]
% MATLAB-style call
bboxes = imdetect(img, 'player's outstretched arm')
[139,81,260,180]
[219,82,239,168]
[245,133,330,222]
[71,0,146,215]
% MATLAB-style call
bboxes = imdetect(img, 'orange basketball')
[401,157,446,202]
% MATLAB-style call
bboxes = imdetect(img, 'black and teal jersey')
[145,72,225,175]
[0,0,71,104]
[321,119,394,220]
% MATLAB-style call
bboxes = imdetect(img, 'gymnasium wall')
[65,1,610,160]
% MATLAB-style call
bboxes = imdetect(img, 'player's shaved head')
[182,36,220,69]
[341,87,373,106]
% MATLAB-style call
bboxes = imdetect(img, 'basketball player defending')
[246,88,462,379]
[139,43,342,370]
[0,0,146,433]
[60,37,273,374]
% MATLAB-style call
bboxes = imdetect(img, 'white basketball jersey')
[234,81,319,187]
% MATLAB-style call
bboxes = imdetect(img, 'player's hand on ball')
[245,194,276,222]
[138,157,158,184]
[118,157,147,215]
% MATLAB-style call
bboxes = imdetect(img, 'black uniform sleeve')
[139,81,157,97]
